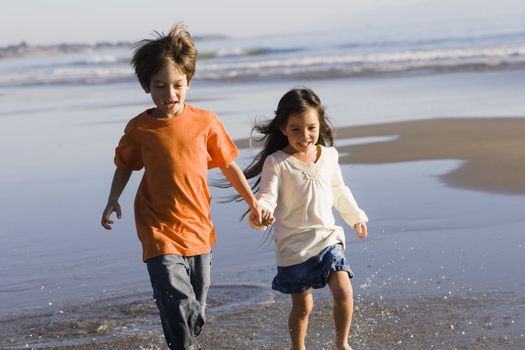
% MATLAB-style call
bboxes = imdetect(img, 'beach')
[6,288,519,349]
[204,117,525,349]
[236,117,525,195]
[2,111,524,349]
[1,26,525,349]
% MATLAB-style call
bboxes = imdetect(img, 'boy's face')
[148,60,190,118]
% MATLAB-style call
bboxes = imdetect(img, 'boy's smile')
[148,60,190,118]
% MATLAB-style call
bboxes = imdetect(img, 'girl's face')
[148,60,190,118]
[281,108,320,154]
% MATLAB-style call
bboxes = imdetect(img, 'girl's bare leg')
[289,289,313,350]
[328,271,354,350]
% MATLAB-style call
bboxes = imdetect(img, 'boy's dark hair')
[131,22,198,90]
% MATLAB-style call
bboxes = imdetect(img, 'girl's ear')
[280,128,287,136]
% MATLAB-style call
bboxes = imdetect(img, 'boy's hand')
[249,204,275,226]
[248,214,267,231]
[355,222,367,238]
[260,208,275,226]
[248,206,275,231]
[101,200,122,230]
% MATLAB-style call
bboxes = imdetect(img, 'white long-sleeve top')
[256,145,368,267]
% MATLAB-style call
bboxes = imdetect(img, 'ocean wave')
[338,30,525,50]
[1,44,525,86]
[76,55,124,65]
[0,65,134,86]
[199,46,305,59]
[196,43,525,80]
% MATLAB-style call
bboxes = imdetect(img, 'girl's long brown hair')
[217,88,334,208]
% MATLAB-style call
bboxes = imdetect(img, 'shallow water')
[1,178,524,350]
[0,284,274,349]
[2,286,522,349]
[1,70,525,348]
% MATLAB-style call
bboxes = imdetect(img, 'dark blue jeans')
[147,253,211,350]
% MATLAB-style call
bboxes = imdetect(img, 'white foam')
[335,135,399,148]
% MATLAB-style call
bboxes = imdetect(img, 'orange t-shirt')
[114,104,239,261]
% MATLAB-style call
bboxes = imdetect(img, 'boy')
[101,23,264,350]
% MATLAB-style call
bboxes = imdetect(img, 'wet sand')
[2,117,524,350]
[4,288,522,349]
[237,117,525,195]
[201,291,524,350]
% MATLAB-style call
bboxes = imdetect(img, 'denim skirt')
[272,243,353,294]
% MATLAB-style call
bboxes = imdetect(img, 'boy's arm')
[101,168,133,230]
[220,161,266,224]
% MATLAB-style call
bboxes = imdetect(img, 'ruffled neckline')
[277,145,324,180]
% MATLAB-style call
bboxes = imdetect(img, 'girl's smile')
[281,108,320,158]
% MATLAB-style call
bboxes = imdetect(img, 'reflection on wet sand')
[5,287,521,349]
[236,117,525,195]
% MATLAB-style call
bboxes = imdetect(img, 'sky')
[1,0,524,46]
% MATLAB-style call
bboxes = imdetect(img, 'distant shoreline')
[0,35,228,59]
[0,41,131,59]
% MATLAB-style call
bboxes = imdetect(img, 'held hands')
[101,200,122,230]
[248,203,275,231]
[354,222,368,238]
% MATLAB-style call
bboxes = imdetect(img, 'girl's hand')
[248,214,267,231]
[101,200,122,230]
[261,208,275,226]
[249,203,275,226]
[248,206,275,230]
[355,222,367,238]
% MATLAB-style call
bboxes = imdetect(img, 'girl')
[246,88,368,350]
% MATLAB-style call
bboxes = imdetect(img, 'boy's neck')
[151,104,186,118]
